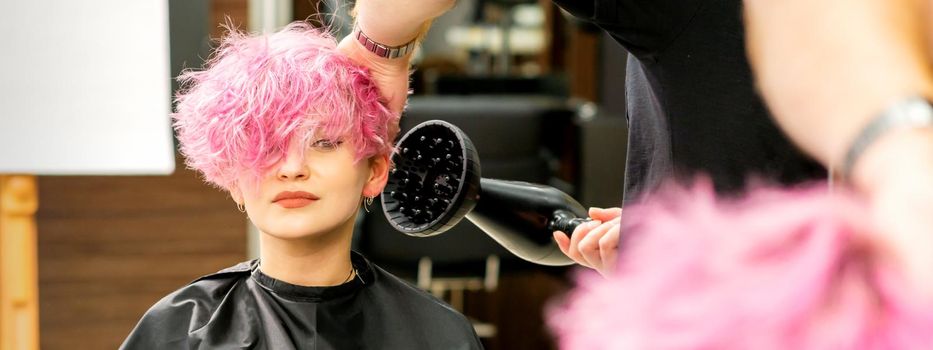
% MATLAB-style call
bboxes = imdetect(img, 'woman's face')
[234,137,388,240]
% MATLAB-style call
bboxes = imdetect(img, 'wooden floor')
[36,158,247,350]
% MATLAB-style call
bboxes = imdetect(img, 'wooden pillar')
[567,27,600,102]
[0,175,39,350]
[211,0,250,39]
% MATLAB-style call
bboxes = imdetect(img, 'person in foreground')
[550,1,933,347]
[548,181,933,349]
[120,23,482,350]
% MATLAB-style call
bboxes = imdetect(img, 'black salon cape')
[120,252,483,349]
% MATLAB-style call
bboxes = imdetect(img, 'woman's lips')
[274,198,315,208]
[273,191,319,209]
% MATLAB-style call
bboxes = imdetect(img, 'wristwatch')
[842,96,933,179]
[355,29,417,59]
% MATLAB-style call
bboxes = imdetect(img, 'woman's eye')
[311,139,341,151]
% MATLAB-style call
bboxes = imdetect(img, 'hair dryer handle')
[548,209,591,235]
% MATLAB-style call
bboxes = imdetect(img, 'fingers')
[577,218,620,270]
[553,215,622,276]
[553,231,571,256]
[597,223,621,276]
[565,220,601,269]
[588,207,622,222]
[335,35,410,116]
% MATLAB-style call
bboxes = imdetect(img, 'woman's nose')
[275,149,309,181]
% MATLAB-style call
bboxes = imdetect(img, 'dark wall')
[169,0,211,93]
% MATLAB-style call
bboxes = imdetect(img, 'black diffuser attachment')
[382,120,481,236]
[382,120,590,266]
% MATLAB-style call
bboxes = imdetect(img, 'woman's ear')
[229,186,244,206]
[363,154,390,198]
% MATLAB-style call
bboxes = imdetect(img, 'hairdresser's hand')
[554,207,622,277]
[337,36,409,128]
[339,0,455,138]
[854,129,933,299]
[745,0,933,298]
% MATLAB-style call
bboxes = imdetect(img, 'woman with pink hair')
[120,23,481,350]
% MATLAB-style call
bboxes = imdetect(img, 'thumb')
[589,207,622,221]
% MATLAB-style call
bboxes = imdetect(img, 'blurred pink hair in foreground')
[548,181,933,349]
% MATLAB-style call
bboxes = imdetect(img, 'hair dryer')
[381,120,589,266]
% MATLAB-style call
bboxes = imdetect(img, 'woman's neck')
[258,218,356,287]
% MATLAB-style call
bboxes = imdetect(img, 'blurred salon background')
[0,0,628,349]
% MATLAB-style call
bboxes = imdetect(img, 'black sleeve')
[551,0,704,59]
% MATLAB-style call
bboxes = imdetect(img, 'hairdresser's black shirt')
[120,252,482,350]
[554,0,825,202]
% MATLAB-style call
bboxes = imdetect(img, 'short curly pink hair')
[173,22,397,191]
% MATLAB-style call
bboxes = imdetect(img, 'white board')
[0,0,174,175]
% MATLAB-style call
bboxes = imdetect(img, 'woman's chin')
[259,221,334,241]
[255,211,356,242]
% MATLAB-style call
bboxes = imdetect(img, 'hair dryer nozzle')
[382,120,481,237]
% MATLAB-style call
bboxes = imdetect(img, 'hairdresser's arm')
[338,0,455,118]
[745,0,933,294]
